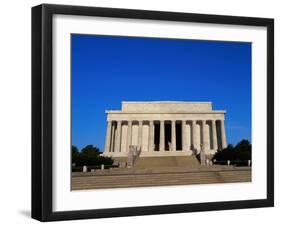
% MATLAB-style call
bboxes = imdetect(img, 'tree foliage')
[72,145,79,163]
[212,139,251,166]
[72,145,113,167]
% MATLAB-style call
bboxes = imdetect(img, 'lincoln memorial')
[103,101,227,158]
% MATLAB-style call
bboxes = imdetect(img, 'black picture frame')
[32,3,274,222]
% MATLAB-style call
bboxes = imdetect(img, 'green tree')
[235,139,251,161]
[80,145,101,156]
[235,139,251,152]
[212,139,251,166]
[76,145,98,166]
[72,145,79,165]
[226,144,234,150]
[97,156,114,165]
[72,144,114,170]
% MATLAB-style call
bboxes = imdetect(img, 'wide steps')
[133,156,200,169]
[72,165,238,177]
[72,169,251,190]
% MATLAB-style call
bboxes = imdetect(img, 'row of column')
[104,120,227,153]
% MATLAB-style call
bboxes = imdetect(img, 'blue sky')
[72,34,251,151]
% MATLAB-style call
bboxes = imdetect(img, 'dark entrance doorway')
[154,123,160,151]
[164,123,171,150]
[176,122,182,150]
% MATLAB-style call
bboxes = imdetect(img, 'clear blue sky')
[72,34,251,151]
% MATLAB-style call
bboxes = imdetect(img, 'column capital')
[127,120,132,125]
[139,120,143,125]
[149,120,154,125]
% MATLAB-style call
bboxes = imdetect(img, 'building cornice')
[105,110,226,114]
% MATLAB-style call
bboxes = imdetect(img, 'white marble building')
[103,101,227,157]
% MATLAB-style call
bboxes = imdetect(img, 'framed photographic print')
[32,4,274,221]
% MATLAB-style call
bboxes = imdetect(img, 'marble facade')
[103,102,227,157]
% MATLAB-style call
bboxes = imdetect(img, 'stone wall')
[121,101,213,112]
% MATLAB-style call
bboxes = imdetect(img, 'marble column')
[138,121,143,150]
[104,121,112,152]
[104,120,112,153]
[171,120,176,151]
[115,121,122,152]
[212,120,218,151]
[126,121,132,152]
[160,120,165,151]
[182,120,187,151]
[149,120,154,152]
[220,120,227,149]
[110,122,116,152]
[201,120,206,151]
[192,120,197,150]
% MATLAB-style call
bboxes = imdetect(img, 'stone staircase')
[72,168,251,190]
[71,155,251,190]
[133,156,200,169]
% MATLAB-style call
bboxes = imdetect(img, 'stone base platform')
[102,149,216,158]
